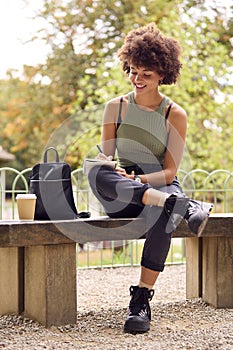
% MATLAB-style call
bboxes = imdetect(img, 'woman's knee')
[87,166,97,188]
[88,166,112,186]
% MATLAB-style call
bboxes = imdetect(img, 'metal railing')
[1,167,232,269]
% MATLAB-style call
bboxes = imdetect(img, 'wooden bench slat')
[0,213,232,326]
[1,214,232,248]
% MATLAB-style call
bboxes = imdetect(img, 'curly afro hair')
[117,23,182,85]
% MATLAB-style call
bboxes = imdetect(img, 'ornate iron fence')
[1,167,232,268]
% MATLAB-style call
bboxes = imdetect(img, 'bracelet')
[134,175,142,183]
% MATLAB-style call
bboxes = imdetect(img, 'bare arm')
[101,98,120,158]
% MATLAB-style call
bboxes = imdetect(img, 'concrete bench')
[0,213,232,327]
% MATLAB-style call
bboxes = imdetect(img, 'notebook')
[83,158,117,175]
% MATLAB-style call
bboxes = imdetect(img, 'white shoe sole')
[197,202,213,235]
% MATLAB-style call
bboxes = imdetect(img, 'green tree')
[29,0,187,166]
[0,68,64,167]
[162,0,233,171]
[0,0,232,172]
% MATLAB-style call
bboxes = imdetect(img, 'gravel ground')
[0,264,232,350]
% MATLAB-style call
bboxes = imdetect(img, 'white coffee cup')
[16,194,37,221]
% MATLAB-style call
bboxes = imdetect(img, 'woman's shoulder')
[106,94,129,106]
[104,95,128,114]
[104,95,128,124]
[167,101,187,130]
[103,95,128,124]
[170,102,187,119]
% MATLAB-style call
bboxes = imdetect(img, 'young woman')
[88,23,213,334]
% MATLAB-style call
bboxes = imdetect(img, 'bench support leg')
[185,237,202,299]
[24,243,77,327]
[0,247,24,315]
[202,237,233,308]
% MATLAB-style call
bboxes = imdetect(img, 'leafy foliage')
[0,0,232,172]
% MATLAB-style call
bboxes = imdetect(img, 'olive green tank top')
[116,92,170,168]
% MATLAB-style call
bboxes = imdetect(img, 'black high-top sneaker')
[163,193,190,233]
[184,200,213,235]
[124,286,154,334]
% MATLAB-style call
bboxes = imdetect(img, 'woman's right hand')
[96,153,113,161]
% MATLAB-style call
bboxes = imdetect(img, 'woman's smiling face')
[129,66,162,94]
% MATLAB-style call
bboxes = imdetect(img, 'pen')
[96,145,103,153]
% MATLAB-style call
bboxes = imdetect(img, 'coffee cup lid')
[16,194,37,199]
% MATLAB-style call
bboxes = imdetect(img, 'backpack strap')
[117,97,124,129]
[165,102,173,120]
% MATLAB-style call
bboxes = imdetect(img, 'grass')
[76,239,186,268]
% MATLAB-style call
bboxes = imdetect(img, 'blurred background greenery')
[0,0,232,178]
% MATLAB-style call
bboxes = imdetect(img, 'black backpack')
[29,147,90,220]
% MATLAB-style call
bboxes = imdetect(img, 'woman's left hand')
[115,167,127,176]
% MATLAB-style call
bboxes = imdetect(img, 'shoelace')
[129,287,154,300]
[128,288,154,315]
[186,202,198,216]
[128,299,148,316]
[148,289,154,301]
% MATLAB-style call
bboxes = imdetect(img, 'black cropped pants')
[88,165,183,272]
